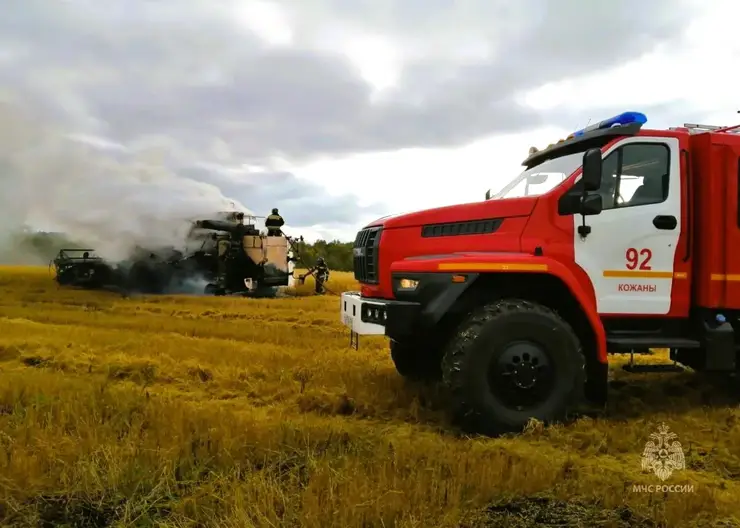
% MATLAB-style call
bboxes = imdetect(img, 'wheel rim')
[488,341,555,411]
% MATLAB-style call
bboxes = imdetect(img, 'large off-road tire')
[441,299,585,437]
[390,340,443,382]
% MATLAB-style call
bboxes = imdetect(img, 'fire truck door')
[574,136,682,315]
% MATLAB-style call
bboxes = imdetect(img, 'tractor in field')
[52,211,297,297]
[340,112,740,436]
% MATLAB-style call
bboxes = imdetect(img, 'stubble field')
[0,266,739,527]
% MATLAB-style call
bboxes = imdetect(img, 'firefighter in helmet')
[232,211,248,239]
[215,234,231,286]
[265,208,284,236]
[305,256,330,294]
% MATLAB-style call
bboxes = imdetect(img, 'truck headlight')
[398,278,419,290]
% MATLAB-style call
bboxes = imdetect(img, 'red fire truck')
[340,112,740,436]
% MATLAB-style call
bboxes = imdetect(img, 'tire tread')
[441,298,585,436]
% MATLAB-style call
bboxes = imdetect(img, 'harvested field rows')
[0,266,739,527]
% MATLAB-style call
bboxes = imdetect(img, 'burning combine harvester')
[52,212,297,297]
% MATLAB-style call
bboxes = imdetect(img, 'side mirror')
[485,189,491,200]
[581,193,603,215]
[581,148,603,191]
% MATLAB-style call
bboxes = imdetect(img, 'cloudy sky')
[0,0,737,243]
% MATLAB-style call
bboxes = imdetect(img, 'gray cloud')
[0,0,701,238]
[180,163,384,228]
[0,0,699,154]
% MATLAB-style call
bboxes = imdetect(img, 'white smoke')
[0,102,252,262]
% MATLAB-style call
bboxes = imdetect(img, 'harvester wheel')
[390,340,443,382]
[441,298,585,437]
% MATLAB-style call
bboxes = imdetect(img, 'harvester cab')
[339,110,740,436]
[52,248,112,288]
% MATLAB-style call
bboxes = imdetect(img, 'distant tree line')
[290,239,354,271]
[2,231,356,272]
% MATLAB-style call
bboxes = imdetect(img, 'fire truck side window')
[598,143,670,210]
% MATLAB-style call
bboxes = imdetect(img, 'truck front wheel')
[390,340,443,382]
[441,299,585,436]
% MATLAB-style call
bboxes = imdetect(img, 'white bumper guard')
[339,291,389,349]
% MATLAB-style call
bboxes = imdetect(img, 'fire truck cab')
[340,111,740,436]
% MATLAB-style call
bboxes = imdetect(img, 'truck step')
[622,363,685,373]
[607,336,701,352]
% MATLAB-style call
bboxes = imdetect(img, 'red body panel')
[376,196,536,230]
[670,131,693,317]
[389,252,608,363]
[518,169,596,312]
[721,142,740,309]
[690,132,722,308]
[360,210,531,299]
[690,130,740,309]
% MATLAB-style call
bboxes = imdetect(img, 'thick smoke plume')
[0,102,251,262]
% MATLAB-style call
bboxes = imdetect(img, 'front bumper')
[339,291,421,342]
[340,272,479,344]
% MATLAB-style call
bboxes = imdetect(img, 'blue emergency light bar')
[571,111,647,138]
[528,111,648,159]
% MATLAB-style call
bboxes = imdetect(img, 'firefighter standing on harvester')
[265,208,284,236]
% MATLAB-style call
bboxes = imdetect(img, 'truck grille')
[353,226,382,284]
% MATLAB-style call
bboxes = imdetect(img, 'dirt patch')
[480,496,657,527]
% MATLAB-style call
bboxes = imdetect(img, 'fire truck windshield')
[488,150,585,200]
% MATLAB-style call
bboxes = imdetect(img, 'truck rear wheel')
[390,340,442,382]
[441,299,585,436]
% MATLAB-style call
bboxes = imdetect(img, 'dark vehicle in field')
[52,212,296,297]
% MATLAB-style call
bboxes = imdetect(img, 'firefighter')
[265,208,284,236]
[232,211,247,238]
[305,256,330,294]
[216,235,231,285]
